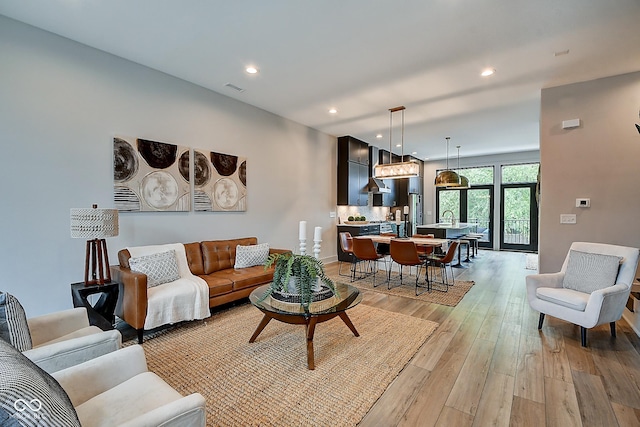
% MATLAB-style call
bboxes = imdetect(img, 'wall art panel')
[193,149,246,212]
[113,136,190,212]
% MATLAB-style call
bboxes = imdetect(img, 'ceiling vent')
[224,83,245,93]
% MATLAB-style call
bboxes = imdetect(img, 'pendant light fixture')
[373,106,420,179]
[450,145,470,189]
[434,137,461,187]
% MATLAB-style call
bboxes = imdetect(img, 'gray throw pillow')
[562,250,622,294]
[234,243,270,268]
[0,339,80,427]
[0,292,32,352]
[129,250,181,287]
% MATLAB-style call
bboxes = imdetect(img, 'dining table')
[353,235,449,247]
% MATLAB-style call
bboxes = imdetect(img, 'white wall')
[539,71,640,273]
[0,16,337,316]
[423,151,540,249]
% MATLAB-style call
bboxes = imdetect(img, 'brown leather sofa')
[111,237,289,343]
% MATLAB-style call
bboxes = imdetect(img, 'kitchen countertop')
[418,222,477,230]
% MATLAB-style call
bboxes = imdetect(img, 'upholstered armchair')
[0,339,206,426]
[1,291,121,373]
[25,307,122,372]
[526,242,640,347]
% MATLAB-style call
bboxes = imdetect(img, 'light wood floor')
[323,250,640,427]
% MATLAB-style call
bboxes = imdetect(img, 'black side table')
[71,282,119,331]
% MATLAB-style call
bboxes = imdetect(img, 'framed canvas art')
[113,136,190,212]
[193,149,246,211]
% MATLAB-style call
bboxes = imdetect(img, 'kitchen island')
[416,223,477,239]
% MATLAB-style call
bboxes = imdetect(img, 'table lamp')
[70,204,119,286]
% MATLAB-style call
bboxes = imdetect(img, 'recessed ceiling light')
[376,134,383,139]
[481,68,496,77]
[423,157,430,161]
[396,144,402,148]
[328,108,338,114]
[246,66,258,74]
[411,151,417,155]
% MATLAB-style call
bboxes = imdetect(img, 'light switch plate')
[329,211,336,218]
[560,214,577,224]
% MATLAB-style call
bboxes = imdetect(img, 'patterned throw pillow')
[0,339,81,427]
[129,250,181,287]
[0,292,32,352]
[234,243,270,269]
[562,250,622,294]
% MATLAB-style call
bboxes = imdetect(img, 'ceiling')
[2,0,639,160]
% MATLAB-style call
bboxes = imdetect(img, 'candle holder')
[313,237,322,260]
[403,213,409,238]
[299,238,307,255]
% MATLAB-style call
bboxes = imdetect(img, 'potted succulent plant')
[261,252,337,307]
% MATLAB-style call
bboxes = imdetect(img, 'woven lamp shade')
[70,208,119,239]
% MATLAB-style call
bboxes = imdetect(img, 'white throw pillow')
[562,250,622,294]
[235,243,270,268]
[129,250,181,287]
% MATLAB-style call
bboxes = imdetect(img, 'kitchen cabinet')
[338,136,370,206]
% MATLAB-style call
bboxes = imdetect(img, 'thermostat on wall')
[576,198,590,208]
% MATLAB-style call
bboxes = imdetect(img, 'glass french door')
[500,183,538,251]
[436,185,494,248]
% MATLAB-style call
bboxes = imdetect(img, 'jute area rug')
[137,303,438,427]
[328,267,475,307]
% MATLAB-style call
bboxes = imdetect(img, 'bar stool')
[452,238,470,267]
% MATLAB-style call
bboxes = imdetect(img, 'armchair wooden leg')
[610,322,616,338]
[581,327,587,347]
[538,313,545,330]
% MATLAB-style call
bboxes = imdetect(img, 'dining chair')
[411,234,434,259]
[338,232,358,280]
[426,241,459,291]
[389,239,429,295]
[351,238,387,288]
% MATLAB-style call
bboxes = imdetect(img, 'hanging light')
[448,145,470,189]
[434,137,461,187]
[373,106,420,179]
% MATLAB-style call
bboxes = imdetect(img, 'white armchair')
[24,307,122,373]
[526,242,640,347]
[52,345,206,426]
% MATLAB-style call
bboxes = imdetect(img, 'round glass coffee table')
[249,282,362,370]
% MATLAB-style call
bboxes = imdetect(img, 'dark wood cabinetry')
[338,136,370,206]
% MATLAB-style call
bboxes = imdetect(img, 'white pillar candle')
[314,226,322,241]
[395,211,401,225]
[299,221,307,240]
[403,206,409,215]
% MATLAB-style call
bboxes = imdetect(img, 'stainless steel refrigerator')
[407,193,423,237]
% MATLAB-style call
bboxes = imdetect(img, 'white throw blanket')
[126,243,210,330]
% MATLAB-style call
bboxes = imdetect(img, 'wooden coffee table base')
[249,311,360,370]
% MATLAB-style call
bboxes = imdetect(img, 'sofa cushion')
[0,292,32,352]
[213,266,276,291]
[0,339,81,426]
[536,287,590,311]
[184,242,205,276]
[201,237,258,274]
[562,250,622,294]
[234,243,270,268]
[198,275,234,297]
[129,250,180,287]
